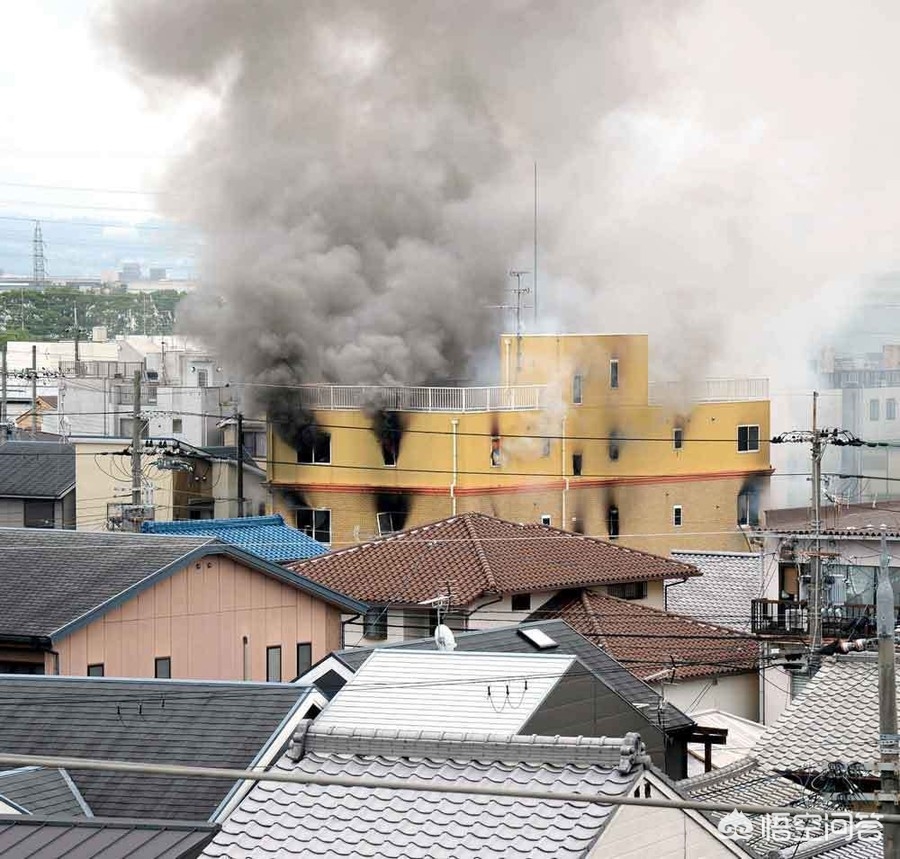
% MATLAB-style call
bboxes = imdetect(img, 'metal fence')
[295,385,545,412]
[649,377,769,404]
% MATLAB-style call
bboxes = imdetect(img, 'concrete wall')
[53,553,343,681]
[661,671,759,721]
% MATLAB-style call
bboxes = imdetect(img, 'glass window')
[172,418,183,434]
[87,663,104,677]
[490,436,502,467]
[296,643,312,675]
[737,425,760,452]
[540,514,552,526]
[607,505,619,539]
[297,430,331,464]
[888,399,897,421]
[572,373,583,404]
[296,508,331,544]
[155,656,171,679]
[24,500,55,529]
[738,490,760,526]
[871,399,881,421]
[673,505,683,527]
[673,427,684,450]
[511,593,531,612]
[572,453,583,476]
[609,359,619,389]
[266,645,282,682]
[608,581,646,600]
[364,607,388,640]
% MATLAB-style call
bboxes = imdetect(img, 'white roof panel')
[316,649,575,734]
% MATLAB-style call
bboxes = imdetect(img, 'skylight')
[517,627,559,650]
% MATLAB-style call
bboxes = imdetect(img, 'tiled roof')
[0,816,216,858]
[764,503,900,538]
[0,440,74,498]
[0,766,90,816]
[202,724,647,858]
[668,550,762,632]
[286,512,698,605]
[142,515,328,562]
[333,619,694,733]
[0,527,363,639]
[0,675,316,820]
[533,590,759,682]
[686,709,766,776]
[315,650,575,735]
[753,654,890,776]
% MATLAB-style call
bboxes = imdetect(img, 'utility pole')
[533,161,538,327]
[878,529,899,858]
[810,391,823,666]
[30,345,37,435]
[235,411,244,518]
[131,369,143,531]
[73,301,80,369]
[0,341,7,427]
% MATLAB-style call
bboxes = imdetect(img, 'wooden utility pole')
[30,345,37,434]
[0,342,7,427]
[879,529,899,858]
[809,392,823,667]
[131,370,143,531]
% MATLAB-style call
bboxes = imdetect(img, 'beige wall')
[662,671,760,721]
[53,553,343,681]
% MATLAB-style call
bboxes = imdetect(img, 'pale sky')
[0,1,208,277]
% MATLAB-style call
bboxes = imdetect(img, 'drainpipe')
[663,577,688,611]
[561,414,568,530]
[341,613,361,649]
[504,338,512,389]
[450,419,459,516]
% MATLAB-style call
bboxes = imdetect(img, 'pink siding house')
[0,529,366,681]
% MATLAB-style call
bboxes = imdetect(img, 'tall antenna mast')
[32,221,46,288]
[533,161,538,326]
[507,270,531,374]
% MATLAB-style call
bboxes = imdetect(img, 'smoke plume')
[101,1,900,457]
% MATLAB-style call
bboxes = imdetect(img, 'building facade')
[269,333,772,555]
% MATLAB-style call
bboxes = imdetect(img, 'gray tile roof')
[668,550,763,632]
[0,815,216,858]
[332,619,694,732]
[0,527,364,640]
[0,441,75,498]
[0,675,316,821]
[0,766,90,816]
[752,654,886,775]
[202,725,647,858]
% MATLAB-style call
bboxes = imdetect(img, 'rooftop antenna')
[507,270,531,375]
[420,588,457,651]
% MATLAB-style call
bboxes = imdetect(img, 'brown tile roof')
[533,590,758,682]
[284,512,699,606]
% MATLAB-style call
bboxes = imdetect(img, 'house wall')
[661,671,759,720]
[594,801,740,858]
[0,499,24,527]
[52,554,343,681]
[762,664,793,725]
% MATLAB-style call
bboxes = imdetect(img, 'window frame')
[673,427,684,450]
[609,359,619,389]
[266,645,282,683]
[572,372,584,405]
[738,489,760,527]
[172,417,183,434]
[23,499,55,529]
[154,656,171,679]
[540,514,552,527]
[490,436,502,468]
[870,398,881,422]
[737,424,760,453]
[296,507,332,545]
[572,453,583,476]
[607,505,620,539]
[87,663,104,677]
[296,642,312,676]
[888,398,897,421]
[364,606,388,640]
[673,505,683,527]
[297,431,331,465]
[511,593,532,612]
[607,581,646,600]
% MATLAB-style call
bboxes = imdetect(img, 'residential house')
[284,511,700,645]
[13,394,57,432]
[142,515,328,563]
[0,674,324,824]
[268,332,771,556]
[0,528,365,678]
[685,709,767,776]
[203,722,747,857]
[531,590,760,720]
[0,817,217,859]
[300,619,701,778]
[0,440,75,529]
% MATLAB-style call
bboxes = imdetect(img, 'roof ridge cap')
[461,515,498,594]
[580,589,606,644]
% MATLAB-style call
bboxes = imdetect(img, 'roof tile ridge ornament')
[461,514,499,595]
[580,589,606,645]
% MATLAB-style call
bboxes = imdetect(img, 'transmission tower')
[32,220,46,287]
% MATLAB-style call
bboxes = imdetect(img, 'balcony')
[649,377,769,404]
[60,360,145,379]
[751,599,891,638]
[295,385,545,412]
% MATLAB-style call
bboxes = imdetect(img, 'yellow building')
[268,334,771,555]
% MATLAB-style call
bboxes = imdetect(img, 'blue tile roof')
[141,515,328,562]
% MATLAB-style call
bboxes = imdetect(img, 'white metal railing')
[648,377,769,404]
[296,385,545,412]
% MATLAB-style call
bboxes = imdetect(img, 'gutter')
[0,634,53,650]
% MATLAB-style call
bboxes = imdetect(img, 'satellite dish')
[434,624,457,652]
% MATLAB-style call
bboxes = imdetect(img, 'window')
[244,431,268,458]
[870,399,881,421]
[266,645,282,682]
[296,508,331,544]
[87,663,104,677]
[737,425,760,453]
[490,436,502,467]
[364,607,388,640]
[738,489,760,527]
[572,453,583,476]
[118,417,149,439]
[607,505,620,539]
[297,431,331,464]
[24,500,55,529]
[172,418,183,434]
[608,432,620,461]
[673,427,684,450]
[607,581,647,600]
[296,642,312,675]
[673,505,683,527]
[609,359,619,389]
[197,369,208,388]
[542,438,551,457]
[540,514,552,526]
[888,399,898,421]
[511,593,532,612]
[572,373,583,405]
[376,511,405,536]
[155,656,171,679]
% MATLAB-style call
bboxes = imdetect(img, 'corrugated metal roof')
[316,650,574,734]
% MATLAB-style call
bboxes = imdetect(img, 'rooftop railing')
[295,385,545,412]
[60,360,145,379]
[649,377,769,404]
